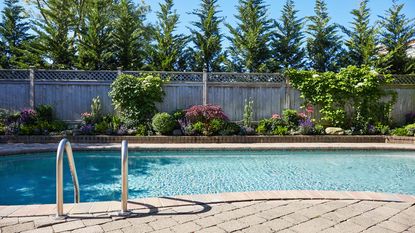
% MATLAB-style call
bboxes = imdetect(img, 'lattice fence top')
[1,69,415,84]
[209,72,286,83]
[124,71,203,82]
[0,69,30,80]
[393,75,415,85]
[35,70,118,81]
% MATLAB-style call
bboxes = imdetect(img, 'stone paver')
[1,194,414,233]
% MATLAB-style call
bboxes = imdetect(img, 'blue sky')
[1,0,414,48]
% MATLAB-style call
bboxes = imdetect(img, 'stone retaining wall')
[0,135,399,144]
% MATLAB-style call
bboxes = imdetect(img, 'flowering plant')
[20,109,37,124]
[80,124,94,135]
[185,105,228,123]
[81,112,94,124]
[299,118,315,135]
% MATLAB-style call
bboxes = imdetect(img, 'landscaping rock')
[325,127,345,135]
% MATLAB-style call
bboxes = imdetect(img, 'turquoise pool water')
[1,150,415,205]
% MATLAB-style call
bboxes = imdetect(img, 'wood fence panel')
[0,81,30,111]
[157,83,203,114]
[389,87,415,124]
[208,84,284,121]
[34,82,113,121]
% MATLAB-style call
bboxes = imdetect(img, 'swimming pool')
[1,150,415,205]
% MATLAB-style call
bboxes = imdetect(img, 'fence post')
[117,67,123,76]
[285,75,291,109]
[202,68,208,106]
[29,67,35,109]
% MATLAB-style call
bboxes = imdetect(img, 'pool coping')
[1,142,415,156]
[1,190,414,218]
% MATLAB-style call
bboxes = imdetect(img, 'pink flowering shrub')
[185,105,228,123]
[81,112,94,124]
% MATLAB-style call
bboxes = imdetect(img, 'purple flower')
[80,124,94,135]
[299,118,314,128]
[20,109,37,124]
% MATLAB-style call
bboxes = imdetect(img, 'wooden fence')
[0,68,414,124]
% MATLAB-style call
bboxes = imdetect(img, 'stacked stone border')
[1,135,415,144]
[0,135,390,144]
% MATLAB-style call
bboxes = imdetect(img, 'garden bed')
[0,135,405,144]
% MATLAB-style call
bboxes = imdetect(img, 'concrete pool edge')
[2,142,415,156]
[1,190,414,218]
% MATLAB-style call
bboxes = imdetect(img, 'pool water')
[1,150,415,205]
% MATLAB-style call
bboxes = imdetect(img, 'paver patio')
[0,191,414,233]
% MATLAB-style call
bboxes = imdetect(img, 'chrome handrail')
[120,140,130,215]
[56,139,80,218]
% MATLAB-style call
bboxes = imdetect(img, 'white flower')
[312,74,319,78]
[355,82,364,88]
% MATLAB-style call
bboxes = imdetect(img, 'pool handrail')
[120,140,130,215]
[56,138,80,218]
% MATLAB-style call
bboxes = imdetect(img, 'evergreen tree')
[271,0,305,70]
[32,0,78,69]
[148,0,188,71]
[306,0,342,72]
[226,0,273,73]
[77,0,114,70]
[189,0,224,72]
[0,40,6,68]
[0,0,39,68]
[112,0,149,70]
[378,0,415,74]
[341,0,377,67]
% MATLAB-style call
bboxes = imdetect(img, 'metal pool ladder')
[56,139,80,219]
[56,139,130,218]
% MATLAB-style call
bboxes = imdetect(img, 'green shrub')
[95,121,110,134]
[375,124,390,135]
[314,124,325,135]
[256,117,288,135]
[0,123,5,135]
[111,115,122,131]
[152,113,176,135]
[136,124,149,136]
[272,126,288,135]
[404,123,415,136]
[391,127,411,136]
[172,109,185,120]
[35,105,53,122]
[110,74,167,124]
[192,122,205,135]
[206,119,225,135]
[256,119,270,135]
[219,122,241,136]
[20,125,38,135]
[283,109,303,129]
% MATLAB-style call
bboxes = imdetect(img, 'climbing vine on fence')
[286,66,397,131]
